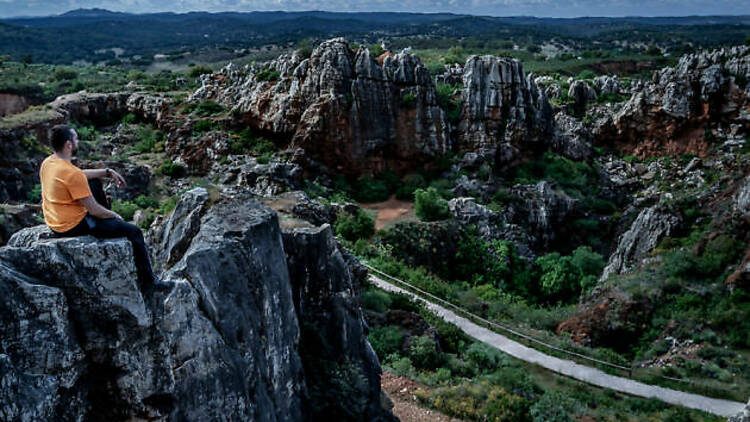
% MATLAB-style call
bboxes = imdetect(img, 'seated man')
[40,124,172,291]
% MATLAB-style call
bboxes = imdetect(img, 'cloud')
[0,0,748,18]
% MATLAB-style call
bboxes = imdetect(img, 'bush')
[133,194,159,209]
[529,392,577,422]
[408,335,442,369]
[353,177,390,203]
[400,92,416,107]
[255,67,281,82]
[121,113,137,124]
[334,209,375,242]
[132,125,164,153]
[158,159,185,177]
[466,342,508,371]
[436,83,462,124]
[27,183,41,203]
[186,65,213,78]
[361,289,391,313]
[415,187,450,221]
[369,326,403,358]
[53,67,78,81]
[192,120,217,133]
[112,200,139,221]
[395,174,427,200]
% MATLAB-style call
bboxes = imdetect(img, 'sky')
[0,0,748,18]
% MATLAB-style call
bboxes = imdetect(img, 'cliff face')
[457,55,553,166]
[0,189,392,422]
[192,37,450,175]
[612,46,750,157]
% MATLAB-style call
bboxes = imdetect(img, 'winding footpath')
[369,275,747,418]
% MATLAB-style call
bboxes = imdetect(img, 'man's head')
[50,124,78,154]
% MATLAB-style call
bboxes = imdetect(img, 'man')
[40,124,172,291]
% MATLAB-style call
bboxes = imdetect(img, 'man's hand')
[109,169,127,189]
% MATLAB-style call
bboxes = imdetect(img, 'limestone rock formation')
[567,80,597,115]
[549,112,594,161]
[191,37,450,175]
[729,399,750,422]
[457,55,553,166]
[601,205,680,281]
[0,190,392,421]
[612,46,750,157]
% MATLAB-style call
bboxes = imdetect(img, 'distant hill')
[0,10,748,65]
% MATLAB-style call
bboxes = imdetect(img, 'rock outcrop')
[612,46,750,157]
[729,399,750,422]
[0,190,392,421]
[191,37,450,175]
[600,205,680,281]
[567,80,597,115]
[457,55,553,166]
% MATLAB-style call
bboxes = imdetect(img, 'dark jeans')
[56,179,156,284]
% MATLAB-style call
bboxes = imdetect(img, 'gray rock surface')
[729,400,750,422]
[0,191,391,421]
[613,46,750,157]
[457,55,552,165]
[192,37,450,175]
[736,175,750,218]
[601,205,680,281]
[550,112,593,161]
[568,80,597,114]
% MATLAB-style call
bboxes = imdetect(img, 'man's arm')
[82,168,127,188]
[80,195,123,220]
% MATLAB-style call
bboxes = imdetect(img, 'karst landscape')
[0,4,750,422]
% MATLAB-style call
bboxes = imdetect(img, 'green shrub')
[112,199,139,221]
[53,67,78,81]
[334,209,375,242]
[530,392,577,422]
[400,92,416,107]
[133,194,159,209]
[361,289,391,313]
[408,335,442,369]
[436,83,462,124]
[369,326,403,358]
[192,120,217,133]
[484,389,531,422]
[255,67,281,82]
[415,187,450,221]
[230,128,275,156]
[389,356,417,378]
[466,342,508,371]
[158,195,178,215]
[186,65,213,78]
[132,125,164,153]
[27,183,41,203]
[121,113,137,124]
[353,177,390,203]
[576,69,597,80]
[158,159,185,177]
[396,174,428,200]
[184,101,224,116]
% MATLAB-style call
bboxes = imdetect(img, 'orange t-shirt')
[40,156,92,233]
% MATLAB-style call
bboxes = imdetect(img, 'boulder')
[729,399,750,422]
[601,205,680,281]
[568,80,597,115]
[0,191,392,421]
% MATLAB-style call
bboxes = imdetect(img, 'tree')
[414,187,450,221]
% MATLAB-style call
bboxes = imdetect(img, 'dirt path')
[370,275,747,418]
[381,371,466,422]
[361,196,414,230]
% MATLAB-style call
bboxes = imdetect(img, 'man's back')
[40,155,91,233]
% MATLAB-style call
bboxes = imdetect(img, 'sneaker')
[153,278,175,292]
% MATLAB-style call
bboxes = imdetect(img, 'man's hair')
[50,125,74,152]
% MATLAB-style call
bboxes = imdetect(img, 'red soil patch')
[361,196,415,230]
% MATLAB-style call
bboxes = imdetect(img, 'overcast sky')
[0,0,748,18]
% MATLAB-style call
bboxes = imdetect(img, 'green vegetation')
[158,159,185,177]
[334,209,375,242]
[435,83,462,124]
[183,101,225,116]
[27,184,42,203]
[131,124,165,153]
[414,187,450,221]
[186,65,213,78]
[255,67,281,82]
[229,128,275,156]
[400,92,416,107]
[111,199,139,221]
